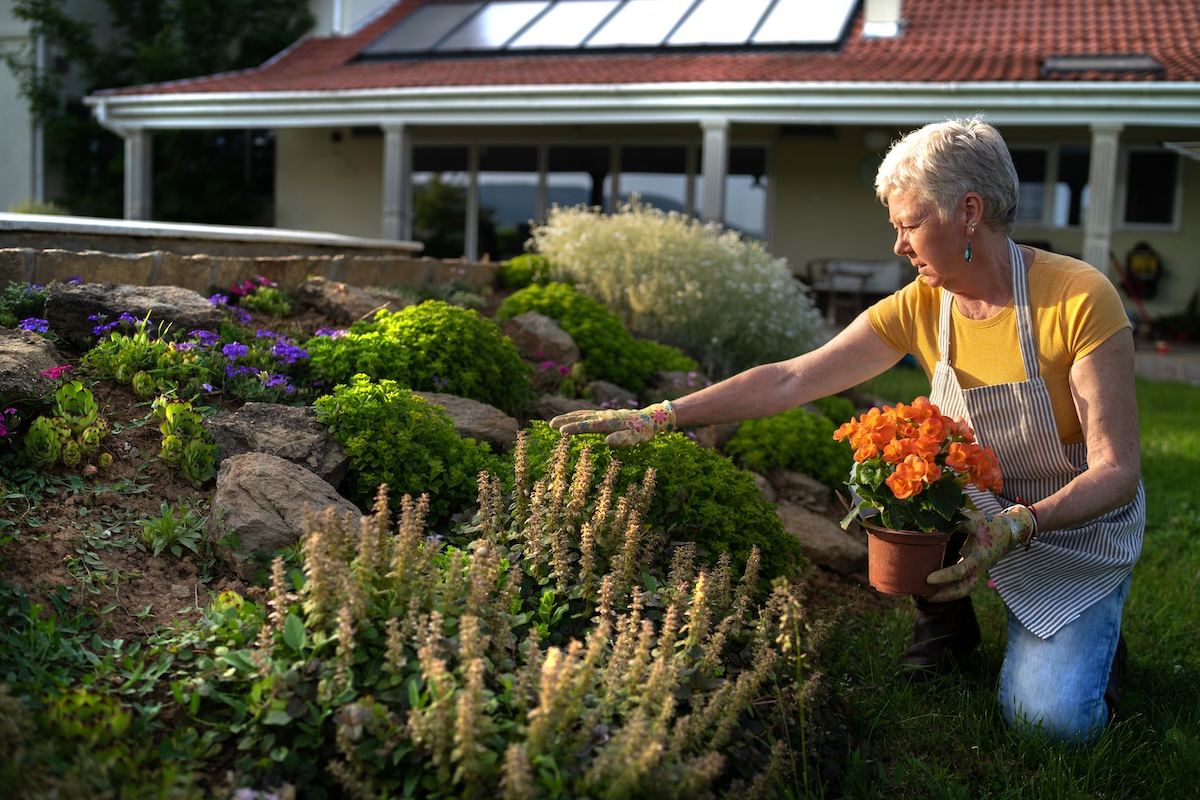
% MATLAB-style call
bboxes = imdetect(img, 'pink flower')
[40,365,72,380]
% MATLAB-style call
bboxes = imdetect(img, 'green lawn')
[814,370,1200,799]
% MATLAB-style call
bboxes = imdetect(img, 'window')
[408,141,767,259]
[1121,149,1180,227]
[617,145,690,213]
[478,146,539,260]
[1010,145,1090,228]
[1013,144,1182,230]
[411,146,470,258]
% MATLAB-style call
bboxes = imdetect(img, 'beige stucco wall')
[275,127,384,239]
[770,127,901,274]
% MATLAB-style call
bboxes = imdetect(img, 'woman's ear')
[962,192,985,229]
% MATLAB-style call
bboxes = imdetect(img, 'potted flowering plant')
[832,396,1003,594]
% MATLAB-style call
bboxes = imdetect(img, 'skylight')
[359,0,858,58]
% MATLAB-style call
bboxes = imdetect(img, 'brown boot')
[900,594,982,682]
[900,530,980,682]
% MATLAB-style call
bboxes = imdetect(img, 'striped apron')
[928,239,1144,638]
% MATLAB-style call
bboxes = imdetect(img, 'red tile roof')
[99,0,1200,96]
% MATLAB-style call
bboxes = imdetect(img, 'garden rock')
[415,391,521,453]
[204,402,349,486]
[44,281,224,347]
[776,500,868,577]
[501,311,580,366]
[294,275,409,325]
[768,468,837,512]
[207,452,362,579]
[0,327,63,404]
[535,395,598,421]
[689,422,740,451]
[586,380,638,408]
[646,369,706,401]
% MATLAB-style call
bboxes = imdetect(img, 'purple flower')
[66,276,82,284]
[222,342,249,360]
[272,341,308,366]
[201,383,213,392]
[558,365,571,375]
[175,342,196,351]
[208,293,230,306]
[189,330,220,347]
[431,375,450,389]
[226,364,258,378]
[256,329,278,339]
[93,320,121,336]
[314,327,347,339]
[538,360,557,372]
[118,312,139,326]
[234,308,251,325]
[264,373,294,392]
[19,318,49,333]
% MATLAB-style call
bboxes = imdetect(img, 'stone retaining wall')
[0,248,498,296]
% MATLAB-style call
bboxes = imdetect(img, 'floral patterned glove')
[549,400,676,446]
[925,505,1037,602]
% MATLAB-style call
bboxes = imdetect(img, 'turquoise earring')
[965,238,973,262]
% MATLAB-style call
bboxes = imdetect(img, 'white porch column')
[124,129,152,220]
[382,123,410,240]
[700,118,729,223]
[1082,123,1123,277]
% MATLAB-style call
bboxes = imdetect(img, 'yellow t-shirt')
[867,249,1131,444]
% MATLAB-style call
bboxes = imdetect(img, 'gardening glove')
[549,400,676,446]
[925,505,1037,602]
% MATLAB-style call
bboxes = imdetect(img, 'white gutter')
[90,96,128,137]
[84,81,1200,131]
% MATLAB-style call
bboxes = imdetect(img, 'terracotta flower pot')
[863,521,950,596]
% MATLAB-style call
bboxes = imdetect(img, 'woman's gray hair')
[875,116,1020,234]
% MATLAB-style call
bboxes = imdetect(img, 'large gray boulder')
[204,402,349,486]
[44,281,225,347]
[0,327,63,405]
[776,501,868,577]
[207,452,362,579]
[414,391,521,453]
[502,311,580,366]
[293,275,409,325]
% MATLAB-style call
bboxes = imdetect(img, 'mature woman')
[550,117,1144,745]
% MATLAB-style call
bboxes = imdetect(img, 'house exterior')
[1,0,119,213]
[79,0,1200,321]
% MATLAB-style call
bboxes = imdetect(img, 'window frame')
[1011,141,1186,233]
[1116,145,1184,231]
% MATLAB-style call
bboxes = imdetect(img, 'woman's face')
[887,188,967,291]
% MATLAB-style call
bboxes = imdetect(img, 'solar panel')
[360,3,484,55]
[585,0,695,48]
[360,0,858,57]
[668,0,775,46]
[511,0,621,48]
[436,1,549,50]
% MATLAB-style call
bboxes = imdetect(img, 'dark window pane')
[1011,148,1047,222]
[1125,151,1178,225]
[1056,146,1090,227]
[548,146,611,210]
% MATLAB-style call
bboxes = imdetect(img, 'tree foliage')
[2,0,314,221]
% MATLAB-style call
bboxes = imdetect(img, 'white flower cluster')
[530,200,827,378]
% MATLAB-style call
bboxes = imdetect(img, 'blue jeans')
[998,574,1131,745]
